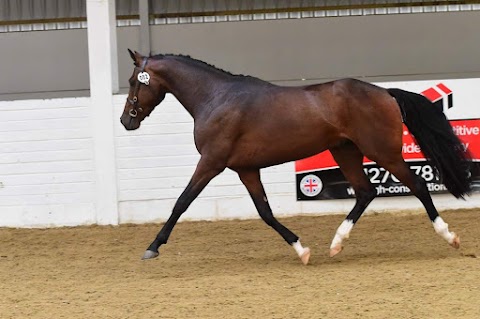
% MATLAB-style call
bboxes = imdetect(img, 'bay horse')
[121,50,471,265]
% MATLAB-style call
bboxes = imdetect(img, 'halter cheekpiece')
[127,57,149,118]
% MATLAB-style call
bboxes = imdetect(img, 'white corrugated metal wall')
[2,81,480,228]
[0,98,96,226]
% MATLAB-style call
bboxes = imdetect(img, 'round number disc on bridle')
[137,72,150,85]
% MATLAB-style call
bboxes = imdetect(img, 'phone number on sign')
[363,165,437,184]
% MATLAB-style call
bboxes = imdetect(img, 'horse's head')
[120,49,167,130]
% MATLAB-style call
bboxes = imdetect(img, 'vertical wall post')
[139,0,151,55]
[86,0,119,225]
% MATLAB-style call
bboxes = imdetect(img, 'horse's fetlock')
[155,234,168,246]
[432,217,449,233]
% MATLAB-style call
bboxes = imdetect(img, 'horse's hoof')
[450,234,460,249]
[300,247,311,265]
[329,244,343,257]
[142,250,159,260]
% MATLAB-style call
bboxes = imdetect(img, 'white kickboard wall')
[1,78,480,227]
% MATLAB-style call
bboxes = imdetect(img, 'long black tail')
[387,88,472,198]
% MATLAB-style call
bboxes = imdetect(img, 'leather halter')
[127,57,149,118]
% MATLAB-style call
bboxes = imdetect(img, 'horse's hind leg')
[376,156,460,249]
[329,142,377,257]
[237,169,311,265]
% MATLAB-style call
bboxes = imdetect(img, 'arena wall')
[2,78,480,227]
[113,78,480,225]
[0,97,96,227]
[2,8,480,227]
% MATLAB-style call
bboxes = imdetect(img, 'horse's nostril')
[129,109,138,117]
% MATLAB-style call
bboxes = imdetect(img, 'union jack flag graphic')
[300,174,322,197]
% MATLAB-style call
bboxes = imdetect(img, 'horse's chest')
[192,125,228,155]
[193,116,240,155]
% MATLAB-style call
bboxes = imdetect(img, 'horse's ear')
[128,48,136,61]
[128,49,144,66]
[128,49,140,66]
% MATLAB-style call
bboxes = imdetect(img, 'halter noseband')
[127,57,149,118]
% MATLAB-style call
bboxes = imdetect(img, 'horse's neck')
[162,59,228,118]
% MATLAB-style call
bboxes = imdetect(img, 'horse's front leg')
[142,157,224,259]
[237,169,311,265]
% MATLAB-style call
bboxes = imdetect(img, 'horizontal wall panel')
[0,160,94,175]
[2,171,94,186]
[0,204,96,228]
[0,97,95,226]
[0,149,92,164]
[0,189,94,206]
[1,128,90,142]
[0,182,94,196]
[2,138,91,153]
[0,117,88,132]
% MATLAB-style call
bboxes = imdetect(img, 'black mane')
[150,53,253,79]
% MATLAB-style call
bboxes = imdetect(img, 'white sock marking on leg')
[432,217,455,243]
[330,219,354,249]
[292,240,306,257]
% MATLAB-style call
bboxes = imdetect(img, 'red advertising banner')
[296,119,480,173]
[295,120,480,200]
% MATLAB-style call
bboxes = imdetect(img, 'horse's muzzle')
[120,114,140,131]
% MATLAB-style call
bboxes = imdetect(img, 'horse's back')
[200,78,404,169]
